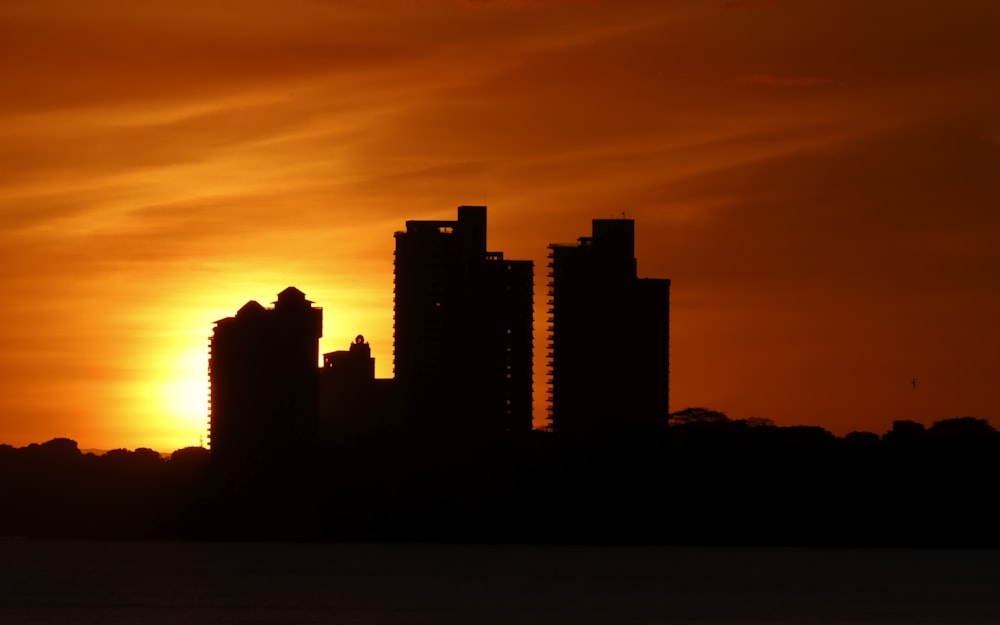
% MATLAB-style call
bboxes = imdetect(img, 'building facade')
[547,219,670,437]
[208,287,322,466]
[393,205,533,437]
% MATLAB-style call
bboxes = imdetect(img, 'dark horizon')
[3,412,999,547]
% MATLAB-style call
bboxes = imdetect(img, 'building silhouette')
[547,219,670,437]
[208,287,322,466]
[207,208,533,458]
[393,206,533,437]
[206,212,670,464]
[319,335,401,442]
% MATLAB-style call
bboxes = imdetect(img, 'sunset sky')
[2,0,999,451]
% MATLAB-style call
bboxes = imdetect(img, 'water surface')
[1,541,998,624]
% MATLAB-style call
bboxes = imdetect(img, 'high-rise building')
[393,206,533,437]
[209,287,323,465]
[547,219,670,437]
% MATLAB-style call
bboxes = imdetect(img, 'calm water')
[1,540,999,624]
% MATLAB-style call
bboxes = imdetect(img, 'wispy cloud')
[736,73,843,88]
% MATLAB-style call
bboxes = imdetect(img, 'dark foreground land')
[2,416,998,547]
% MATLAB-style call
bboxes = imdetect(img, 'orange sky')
[2,0,999,452]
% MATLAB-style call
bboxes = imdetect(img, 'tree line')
[1,412,997,546]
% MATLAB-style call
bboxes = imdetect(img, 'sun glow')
[125,270,396,453]
[157,343,211,450]
[125,278,301,453]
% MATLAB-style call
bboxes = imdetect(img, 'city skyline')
[209,208,667,458]
[2,1,999,451]
[208,205,538,463]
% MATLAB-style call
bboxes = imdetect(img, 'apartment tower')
[208,287,323,465]
[393,206,533,438]
[547,219,670,437]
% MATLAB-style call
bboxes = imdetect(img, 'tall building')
[393,205,533,437]
[209,287,323,466]
[547,219,670,437]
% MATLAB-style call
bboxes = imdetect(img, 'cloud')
[723,0,777,10]
[0,0,429,114]
[635,113,1000,432]
[453,0,591,5]
[654,115,1000,282]
[736,73,842,88]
